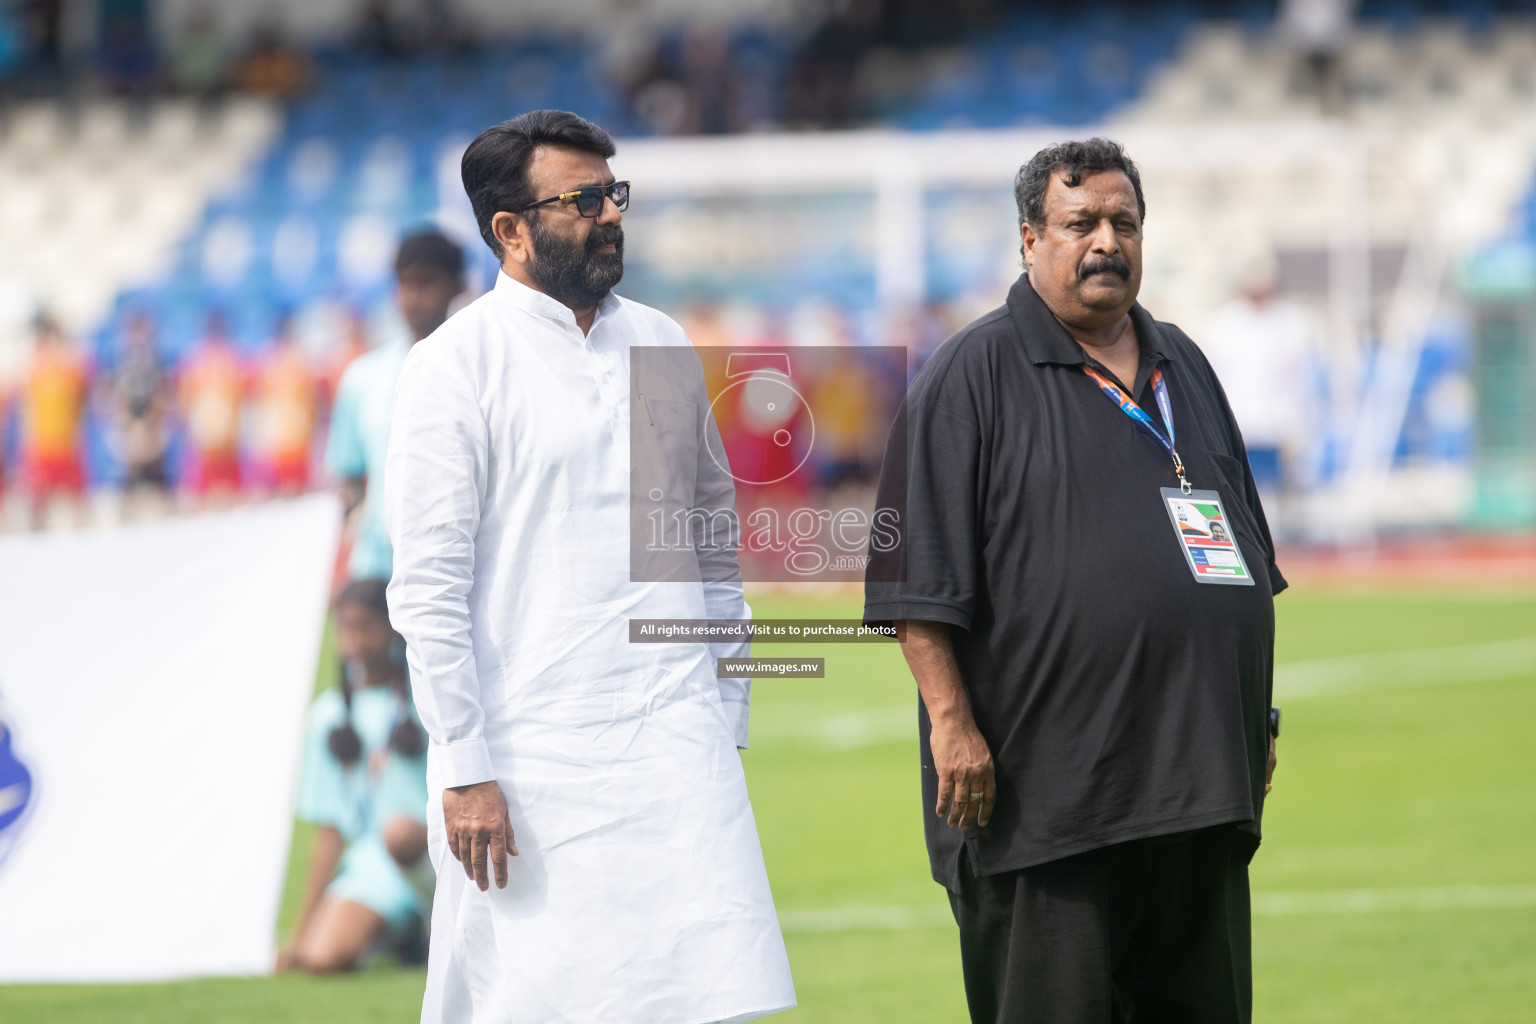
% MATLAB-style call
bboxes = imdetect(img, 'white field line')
[779,903,954,934]
[758,637,1536,751]
[1272,636,1536,699]
[1250,884,1536,916]
[805,706,914,751]
[749,704,914,751]
[778,885,1536,934]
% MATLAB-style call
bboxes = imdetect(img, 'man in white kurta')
[384,111,794,1024]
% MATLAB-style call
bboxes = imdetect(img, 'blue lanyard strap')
[1082,364,1191,494]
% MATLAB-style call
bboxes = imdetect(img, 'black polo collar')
[1004,273,1171,370]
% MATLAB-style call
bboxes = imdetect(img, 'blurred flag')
[0,496,340,981]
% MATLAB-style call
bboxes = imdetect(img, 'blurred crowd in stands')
[0,229,455,530]
[2,0,1111,132]
[0,0,314,99]
[0,226,962,533]
[0,301,347,526]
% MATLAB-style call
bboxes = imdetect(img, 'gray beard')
[527,217,625,309]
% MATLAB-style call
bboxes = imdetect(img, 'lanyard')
[1082,364,1192,494]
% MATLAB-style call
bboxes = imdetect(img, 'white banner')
[0,495,341,982]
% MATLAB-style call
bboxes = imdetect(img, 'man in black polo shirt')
[865,138,1284,1023]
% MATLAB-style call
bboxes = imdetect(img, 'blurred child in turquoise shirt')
[281,580,429,972]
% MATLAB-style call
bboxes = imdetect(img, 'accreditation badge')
[1160,487,1255,586]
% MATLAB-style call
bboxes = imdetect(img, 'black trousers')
[947,825,1253,1024]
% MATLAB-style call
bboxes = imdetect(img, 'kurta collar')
[1005,273,1171,369]
[492,271,624,333]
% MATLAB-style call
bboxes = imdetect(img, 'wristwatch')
[1269,707,1282,739]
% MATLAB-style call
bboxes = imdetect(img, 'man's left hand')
[444,780,517,892]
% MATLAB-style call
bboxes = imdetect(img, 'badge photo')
[1161,487,1255,585]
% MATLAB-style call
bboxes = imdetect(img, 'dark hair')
[325,655,426,766]
[335,578,390,621]
[460,109,618,259]
[328,578,424,765]
[1014,137,1146,232]
[394,229,466,279]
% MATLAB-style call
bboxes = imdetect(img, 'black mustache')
[1079,256,1130,281]
[587,225,624,255]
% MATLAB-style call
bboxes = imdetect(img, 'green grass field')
[5,586,1534,1023]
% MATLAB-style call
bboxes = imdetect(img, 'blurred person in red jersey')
[19,314,91,529]
[280,580,430,973]
[111,311,172,517]
[715,348,813,508]
[676,302,731,349]
[252,316,321,495]
[176,311,248,505]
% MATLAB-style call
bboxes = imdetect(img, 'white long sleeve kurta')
[385,272,794,1024]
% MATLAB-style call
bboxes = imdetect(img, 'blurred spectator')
[783,0,882,128]
[851,46,924,121]
[280,580,429,973]
[1201,252,1317,502]
[98,0,157,97]
[353,0,408,60]
[714,350,815,505]
[230,23,311,99]
[883,0,994,48]
[18,314,90,529]
[415,0,471,55]
[810,352,878,489]
[1280,0,1356,114]
[352,0,472,58]
[631,71,692,137]
[111,311,171,511]
[326,230,464,581]
[679,26,735,135]
[628,23,781,135]
[167,5,228,98]
[595,0,658,97]
[252,317,321,496]
[629,26,727,136]
[0,7,23,81]
[678,303,732,348]
[9,0,64,93]
[176,312,248,503]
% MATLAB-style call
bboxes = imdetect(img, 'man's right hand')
[930,713,996,830]
[898,619,997,832]
[443,780,517,892]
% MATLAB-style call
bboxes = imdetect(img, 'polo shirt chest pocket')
[635,398,700,510]
[1205,450,1270,564]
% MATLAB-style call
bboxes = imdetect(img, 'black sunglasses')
[518,180,631,218]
